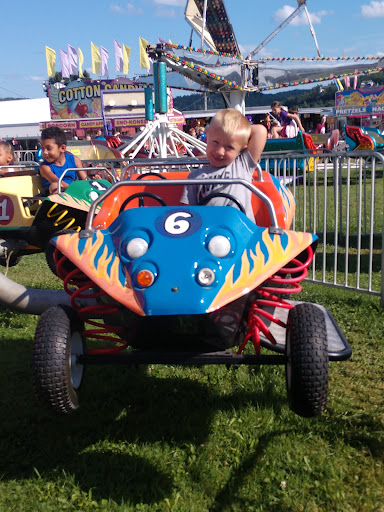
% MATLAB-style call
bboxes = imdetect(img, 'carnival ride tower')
[140,0,384,114]
[116,0,384,158]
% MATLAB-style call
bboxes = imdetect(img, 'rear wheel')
[32,305,84,414]
[0,254,21,267]
[285,303,328,417]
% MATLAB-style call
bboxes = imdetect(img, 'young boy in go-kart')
[180,108,267,221]
[39,126,87,195]
[0,141,16,176]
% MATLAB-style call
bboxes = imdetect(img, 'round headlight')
[127,238,148,259]
[197,268,216,286]
[208,235,231,258]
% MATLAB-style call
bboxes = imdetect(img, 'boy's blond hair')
[0,141,15,165]
[209,108,251,146]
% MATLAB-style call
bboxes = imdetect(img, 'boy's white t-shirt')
[180,149,256,221]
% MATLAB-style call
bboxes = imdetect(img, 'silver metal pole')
[201,0,208,50]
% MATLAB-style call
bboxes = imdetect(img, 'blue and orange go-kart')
[32,160,351,418]
[0,165,114,267]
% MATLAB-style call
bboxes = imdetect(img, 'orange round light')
[136,270,155,288]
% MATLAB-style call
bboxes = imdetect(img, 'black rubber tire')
[32,305,85,414]
[0,254,21,267]
[285,302,329,417]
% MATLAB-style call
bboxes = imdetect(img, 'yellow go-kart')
[0,164,112,267]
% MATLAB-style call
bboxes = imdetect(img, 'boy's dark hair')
[41,126,67,146]
[271,101,281,109]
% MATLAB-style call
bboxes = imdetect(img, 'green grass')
[1,255,384,511]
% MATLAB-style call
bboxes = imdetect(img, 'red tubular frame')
[54,244,314,357]
[55,249,128,354]
[237,246,314,355]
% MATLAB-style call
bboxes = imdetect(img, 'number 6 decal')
[156,209,202,238]
[164,211,192,235]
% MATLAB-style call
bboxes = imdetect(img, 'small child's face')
[271,105,281,116]
[0,146,13,166]
[206,125,246,168]
[41,138,66,163]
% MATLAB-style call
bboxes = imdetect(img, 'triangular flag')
[45,46,56,77]
[100,46,109,76]
[91,41,101,75]
[78,48,84,78]
[68,44,78,76]
[139,37,150,70]
[114,40,123,73]
[123,44,131,75]
[60,49,70,78]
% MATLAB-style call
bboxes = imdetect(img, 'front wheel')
[285,303,328,417]
[32,305,85,414]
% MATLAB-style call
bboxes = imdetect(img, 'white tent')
[0,98,50,139]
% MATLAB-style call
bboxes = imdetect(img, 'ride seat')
[345,126,375,151]
[251,170,291,229]
[93,172,188,229]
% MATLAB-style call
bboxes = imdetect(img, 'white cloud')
[29,76,45,82]
[361,1,384,17]
[239,44,256,57]
[273,5,329,26]
[155,6,181,17]
[110,3,144,15]
[153,0,185,5]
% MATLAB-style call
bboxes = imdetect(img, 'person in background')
[39,126,86,195]
[196,126,206,141]
[315,115,327,134]
[180,108,267,222]
[270,101,304,138]
[0,141,16,176]
[95,129,106,141]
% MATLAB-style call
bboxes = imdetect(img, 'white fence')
[260,149,384,303]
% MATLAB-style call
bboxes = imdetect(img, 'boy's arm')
[39,163,65,194]
[246,124,268,163]
[74,155,87,180]
[39,163,58,185]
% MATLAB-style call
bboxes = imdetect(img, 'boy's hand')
[48,182,59,194]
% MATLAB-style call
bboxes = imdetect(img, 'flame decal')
[55,231,144,316]
[279,186,295,229]
[48,193,97,212]
[207,229,314,312]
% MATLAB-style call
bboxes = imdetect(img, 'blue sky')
[2,0,384,100]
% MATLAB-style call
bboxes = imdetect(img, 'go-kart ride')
[344,124,384,152]
[32,160,351,418]
[0,165,115,267]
